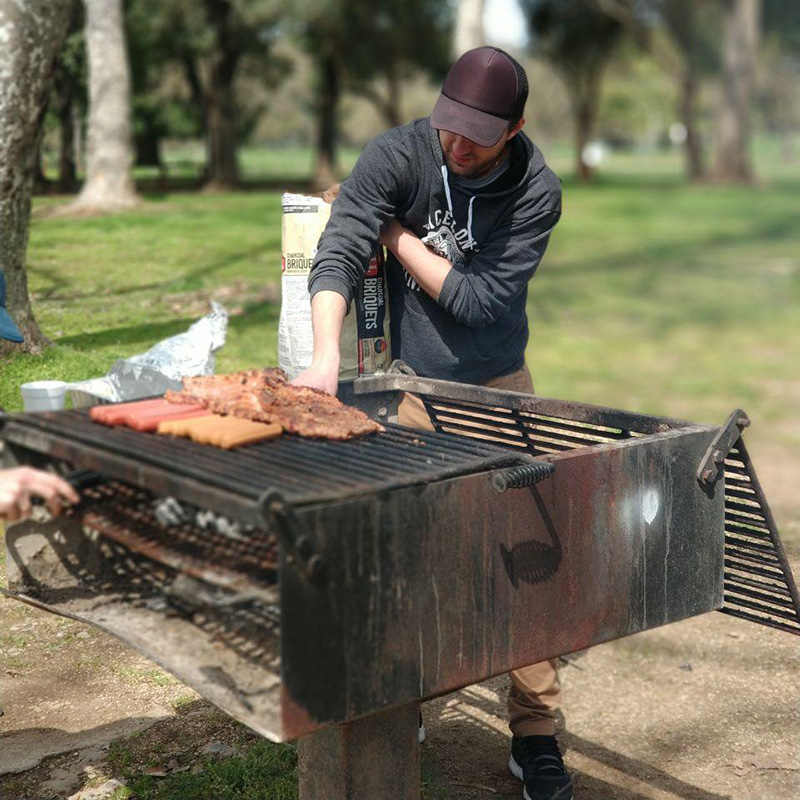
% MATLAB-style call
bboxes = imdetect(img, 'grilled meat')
[166,369,383,439]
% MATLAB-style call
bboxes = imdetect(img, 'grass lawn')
[2,142,799,799]
[4,143,799,436]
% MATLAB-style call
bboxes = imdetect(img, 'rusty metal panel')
[279,426,724,738]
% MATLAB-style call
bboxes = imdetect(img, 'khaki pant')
[397,365,561,738]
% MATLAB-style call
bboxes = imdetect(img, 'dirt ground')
[1,434,798,799]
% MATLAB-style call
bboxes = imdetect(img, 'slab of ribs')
[165,368,383,440]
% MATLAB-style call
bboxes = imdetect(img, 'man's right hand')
[291,361,340,396]
[290,291,347,396]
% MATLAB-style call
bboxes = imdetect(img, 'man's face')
[438,120,524,179]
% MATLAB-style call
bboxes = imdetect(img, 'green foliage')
[125,0,204,152]
[764,0,800,56]
[296,0,452,129]
[521,0,625,84]
[340,0,453,86]
[598,41,676,146]
[659,0,722,75]
[122,0,289,172]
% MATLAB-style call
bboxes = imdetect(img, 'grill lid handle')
[697,408,750,487]
[492,461,555,493]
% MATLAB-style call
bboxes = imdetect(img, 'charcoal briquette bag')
[279,192,391,381]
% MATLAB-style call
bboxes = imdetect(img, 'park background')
[1,1,799,799]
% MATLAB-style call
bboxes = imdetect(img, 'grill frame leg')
[297,703,420,800]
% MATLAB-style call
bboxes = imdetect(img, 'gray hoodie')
[308,118,562,384]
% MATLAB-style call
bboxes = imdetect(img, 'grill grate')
[86,537,281,668]
[2,410,531,521]
[420,395,640,456]
[68,481,280,596]
[719,440,800,635]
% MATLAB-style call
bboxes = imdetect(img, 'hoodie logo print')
[401,207,479,293]
[421,225,461,265]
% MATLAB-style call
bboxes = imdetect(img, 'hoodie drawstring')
[441,164,454,214]
[467,196,476,246]
[442,163,477,248]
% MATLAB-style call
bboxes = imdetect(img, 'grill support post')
[297,703,420,800]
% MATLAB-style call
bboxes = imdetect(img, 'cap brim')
[0,307,24,343]
[430,93,509,148]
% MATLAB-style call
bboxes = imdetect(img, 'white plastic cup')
[20,381,67,412]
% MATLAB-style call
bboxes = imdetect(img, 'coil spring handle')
[492,461,555,493]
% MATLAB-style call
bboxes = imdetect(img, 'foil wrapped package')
[67,303,228,405]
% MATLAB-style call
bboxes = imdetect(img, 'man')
[294,47,570,800]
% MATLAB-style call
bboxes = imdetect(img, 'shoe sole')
[508,754,573,800]
[509,754,524,781]
[509,755,534,800]
[510,755,533,799]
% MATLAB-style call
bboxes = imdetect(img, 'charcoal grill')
[2,365,798,800]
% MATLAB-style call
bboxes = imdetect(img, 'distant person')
[294,48,570,800]
[0,466,79,521]
[1,272,79,521]
[0,270,24,345]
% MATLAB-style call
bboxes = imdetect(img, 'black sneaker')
[509,735,573,800]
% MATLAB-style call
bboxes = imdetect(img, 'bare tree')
[160,0,283,190]
[0,0,73,354]
[522,0,624,181]
[72,0,139,211]
[590,0,720,182]
[454,0,486,56]
[340,0,452,130]
[712,0,761,183]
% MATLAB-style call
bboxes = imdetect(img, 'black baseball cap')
[0,271,23,343]
[431,47,528,147]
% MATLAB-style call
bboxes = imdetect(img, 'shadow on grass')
[559,172,800,195]
[54,300,280,352]
[34,176,320,200]
[34,245,270,303]
[556,207,799,279]
[55,317,201,350]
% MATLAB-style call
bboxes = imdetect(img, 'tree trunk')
[568,69,601,183]
[73,0,139,210]
[57,93,78,192]
[135,130,161,171]
[0,0,72,354]
[454,0,485,57]
[203,60,240,190]
[574,100,594,183]
[679,69,705,181]
[712,0,760,184]
[34,140,51,193]
[313,48,340,191]
[384,63,402,129]
[199,0,241,190]
[0,0,70,353]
